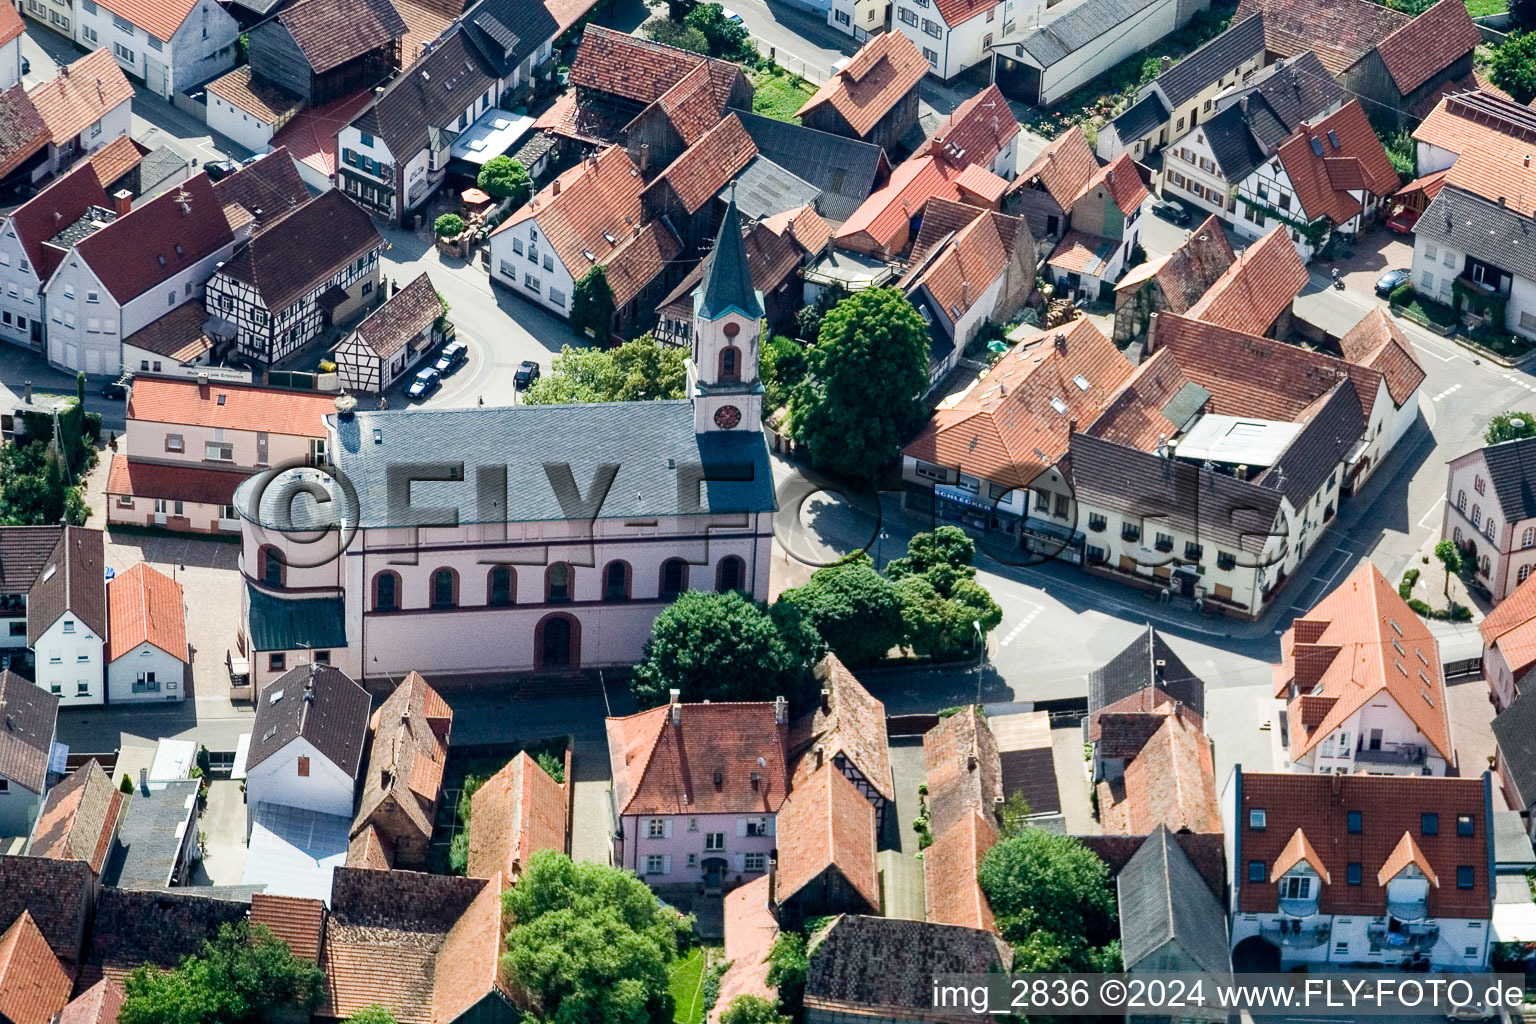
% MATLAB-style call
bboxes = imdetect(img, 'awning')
[935,484,994,513]
[231,733,251,781]
[461,187,491,205]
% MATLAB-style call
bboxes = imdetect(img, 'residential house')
[56,980,126,1024]
[1086,624,1207,780]
[1111,213,1234,342]
[19,0,76,43]
[1234,0,1481,127]
[0,910,73,1024]
[246,0,405,106]
[74,0,240,100]
[1003,123,1097,244]
[204,66,303,155]
[0,5,24,88]
[796,31,926,155]
[923,706,1001,838]
[712,876,779,1024]
[0,671,58,837]
[350,671,451,870]
[827,0,886,43]
[42,170,236,376]
[803,916,1013,1023]
[210,145,312,244]
[1443,436,1536,601]
[26,759,123,879]
[28,528,107,708]
[0,86,51,197]
[1222,769,1494,969]
[271,89,374,191]
[245,664,371,824]
[105,563,186,703]
[1118,824,1232,976]
[770,762,879,926]
[1185,224,1307,337]
[1491,688,1536,840]
[607,694,789,888]
[332,271,446,393]
[320,867,515,1024]
[901,199,1036,384]
[923,808,997,930]
[1413,89,1536,178]
[79,888,248,987]
[640,112,758,256]
[102,776,202,888]
[27,49,135,180]
[457,0,568,112]
[1161,53,1343,225]
[914,83,1021,180]
[787,653,894,835]
[1097,708,1221,835]
[835,153,1008,258]
[1333,306,1427,460]
[1480,568,1536,711]
[901,317,1133,551]
[466,751,567,883]
[487,145,681,336]
[107,376,334,535]
[732,110,890,224]
[991,0,1209,106]
[1231,100,1398,262]
[0,163,112,354]
[0,528,65,671]
[204,189,383,366]
[1096,13,1266,163]
[1046,153,1148,301]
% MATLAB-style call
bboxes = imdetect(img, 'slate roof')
[1185,225,1307,335]
[923,808,998,931]
[1009,0,1160,68]
[726,153,821,223]
[0,86,50,180]
[775,763,879,911]
[248,664,371,779]
[274,0,407,75]
[217,189,382,312]
[732,109,887,224]
[1097,714,1221,834]
[1117,825,1230,974]
[1195,100,1272,184]
[1494,688,1536,805]
[1418,185,1536,284]
[0,670,56,795]
[804,916,1012,1018]
[1274,100,1399,224]
[352,672,451,847]
[796,30,927,138]
[73,172,233,305]
[1088,625,1205,718]
[348,271,443,359]
[1479,435,1536,525]
[0,527,63,595]
[27,760,122,874]
[354,26,496,159]
[788,654,894,803]
[27,527,105,646]
[697,194,763,320]
[249,892,325,962]
[1375,0,1481,96]
[1155,13,1266,108]
[1110,92,1171,146]
[460,0,559,79]
[0,910,72,1024]
[8,164,109,282]
[106,563,185,663]
[466,751,566,882]
[924,707,1002,838]
[244,585,348,653]
[27,49,134,147]
[608,700,788,816]
[80,888,248,988]
[104,779,200,889]
[1234,0,1408,76]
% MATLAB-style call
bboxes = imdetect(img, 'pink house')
[607,692,788,890]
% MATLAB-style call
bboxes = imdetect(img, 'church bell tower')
[689,188,765,435]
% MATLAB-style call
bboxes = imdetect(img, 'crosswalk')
[998,602,1042,647]
[1506,373,1536,395]
[1432,383,1463,402]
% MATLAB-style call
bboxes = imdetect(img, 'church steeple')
[689,186,764,435]
[696,191,763,322]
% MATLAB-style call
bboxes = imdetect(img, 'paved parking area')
[194,780,249,886]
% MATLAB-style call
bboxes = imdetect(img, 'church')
[232,198,777,689]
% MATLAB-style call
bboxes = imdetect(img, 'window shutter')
[662,856,672,875]
[734,853,745,872]
[767,817,776,837]
[737,819,747,837]
[663,819,673,839]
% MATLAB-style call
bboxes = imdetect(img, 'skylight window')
[1050,397,1068,415]
[269,688,285,704]
[1073,374,1090,391]
[1327,130,1340,150]
[1309,137,1324,157]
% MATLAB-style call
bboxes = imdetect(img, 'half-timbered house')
[332,271,444,393]
[203,189,383,367]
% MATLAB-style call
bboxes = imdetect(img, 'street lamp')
[972,619,984,705]
[877,529,890,569]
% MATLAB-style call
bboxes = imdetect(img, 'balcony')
[0,593,25,615]
[1260,920,1330,950]
[1354,744,1426,768]
[1368,921,1438,953]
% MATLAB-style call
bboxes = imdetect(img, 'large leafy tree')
[571,265,616,341]
[720,995,791,1024]
[888,527,1001,655]
[119,923,325,1024]
[476,156,532,204]
[633,590,816,708]
[1,440,90,525]
[1493,32,1536,104]
[1485,410,1536,444]
[683,2,751,57]
[523,335,687,405]
[790,288,930,479]
[776,554,903,665]
[641,18,709,52]
[977,830,1121,973]
[501,851,693,1024]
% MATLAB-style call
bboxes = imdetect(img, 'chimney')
[197,372,209,397]
[1330,771,1342,796]
[1145,311,1160,353]
[814,744,824,768]
[967,752,978,771]
[1500,196,1508,207]
[961,280,970,306]
[1068,417,1077,434]
[786,217,795,241]
[113,189,132,216]
[139,768,148,795]
[670,688,681,725]
[773,695,787,725]
[1160,55,1171,74]
[1054,331,1066,352]
[3,714,11,730]
[767,855,778,905]
[551,178,562,197]
[1527,154,1532,168]
[639,143,650,174]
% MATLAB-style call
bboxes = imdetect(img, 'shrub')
[535,749,565,783]
[476,156,531,204]
[120,773,134,794]
[1399,568,1420,600]
[434,214,465,237]
[1408,598,1433,616]
[1388,280,1413,306]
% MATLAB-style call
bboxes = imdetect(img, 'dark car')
[1375,268,1411,297]
[21,57,29,76]
[204,160,239,182]
[1152,200,1191,225]
[100,376,131,400]
[406,366,441,399]
[434,340,468,375]
[514,360,541,388]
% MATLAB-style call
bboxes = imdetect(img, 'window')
[604,561,630,601]
[922,46,938,64]
[648,818,665,838]
[77,652,89,662]
[77,681,89,695]
[1088,512,1107,532]
[431,568,457,608]
[165,433,184,452]
[549,287,566,308]
[646,854,666,875]
[1473,504,1482,528]
[543,254,553,272]
[1184,541,1203,562]
[524,274,540,293]
[547,563,571,603]
[1216,551,1237,571]
[705,832,725,851]
[269,653,286,672]
[1347,810,1362,833]
[374,572,399,612]
[716,556,745,593]
[744,818,767,837]
[720,346,740,382]
[147,34,161,49]
[112,42,134,62]
[1458,490,1466,512]
[921,18,941,36]
[9,623,25,637]
[1337,861,1360,886]
[1476,475,1486,495]
[834,8,850,23]
[1458,814,1475,836]
[204,441,233,462]
[744,852,766,872]
[488,565,514,606]
[1457,866,1475,889]
[661,558,687,598]
[1249,809,1266,829]
[1279,875,1313,901]
[1522,565,1532,584]
[314,651,330,665]
[1525,528,1535,549]
[1155,532,1173,552]
[1053,493,1069,517]
[260,547,284,587]
[1248,860,1265,882]
[898,7,917,24]
[1034,490,1050,512]
[1422,813,1439,835]
[360,131,374,147]
[297,756,310,777]
[62,619,74,634]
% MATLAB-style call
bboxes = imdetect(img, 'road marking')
[998,602,1042,647]
[1504,373,1536,394]
[1432,383,1462,402]
[1418,496,1446,531]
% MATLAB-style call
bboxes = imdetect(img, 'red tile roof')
[952,162,1008,204]
[126,376,334,437]
[546,0,598,32]
[1185,226,1308,336]
[87,135,143,192]
[1444,139,1536,214]
[27,760,122,875]
[105,454,243,508]
[1413,89,1536,157]
[607,700,789,816]
[466,751,567,883]
[788,654,893,803]
[0,911,73,1024]
[647,111,756,214]
[1274,101,1400,225]
[760,204,833,255]
[1234,0,1408,76]
[1481,568,1536,678]
[269,87,374,180]
[1337,308,1426,408]
[10,163,111,281]
[1085,154,1149,217]
[27,50,134,147]
[923,809,998,931]
[57,980,124,1024]
[273,0,408,76]
[493,144,645,279]
[904,317,1134,486]
[206,66,302,123]
[918,85,1020,170]
[346,823,394,869]
[1274,561,1453,762]
[1113,214,1235,314]
[1375,0,1481,96]
[1044,230,1116,276]
[775,763,879,912]
[1235,772,1488,917]
[106,562,186,663]
[570,25,723,106]
[0,2,22,46]
[934,0,998,26]
[352,672,452,850]
[604,219,681,309]
[796,30,927,138]
[711,876,778,1024]
[923,707,1002,838]
[835,155,962,254]
[1096,715,1221,835]
[902,210,1009,325]
[94,0,202,42]
[1010,124,1097,210]
[636,61,722,147]
[249,893,325,962]
[0,86,49,181]
[74,172,233,304]
[1083,348,1201,452]
[1270,827,1330,882]
[1377,830,1438,887]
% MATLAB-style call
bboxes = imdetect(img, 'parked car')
[1386,207,1420,234]
[1375,268,1411,297]
[407,366,441,399]
[721,7,744,23]
[204,161,239,183]
[434,340,468,375]
[20,57,29,76]
[100,379,130,400]
[514,360,541,388]
[1151,200,1191,225]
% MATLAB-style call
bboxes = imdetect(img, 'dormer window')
[1278,873,1315,903]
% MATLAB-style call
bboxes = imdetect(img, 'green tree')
[434,213,465,237]
[977,830,1120,973]
[347,1008,399,1024]
[75,371,86,413]
[789,288,930,479]
[683,2,750,57]
[476,156,532,204]
[720,994,791,1024]
[760,333,807,411]
[571,265,616,341]
[764,932,807,1018]
[1486,410,1536,444]
[0,441,75,525]
[119,922,325,1024]
[1516,0,1536,29]
[611,333,688,400]
[632,590,813,708]
[1492,32,1536,104]
[522,335,687,405]
[641,18,710,53]
[777,554,903,665]
[885,526,978,597]
[501,851,692,1024]
[893,574,991,656]
[1435,539,1464,600]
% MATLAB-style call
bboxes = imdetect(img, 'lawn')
[748,67,816,122]
[668,946,707,1024]
[1465,0,1506,15]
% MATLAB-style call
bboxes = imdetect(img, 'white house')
[244,663,371,828]
[0,6,26,90]
[0,669,59,838]
[105,562,187,703]
[27,527,107,708]
[27,49,135,180]
[74,0,239,100]
[205,67,302,156]
[0,527,70,674]
[893,0,1020,81]
[827,0,887,41]
[20,0,75,42]
[1442,435,1536,603]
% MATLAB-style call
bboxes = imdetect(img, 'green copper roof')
[695,193,763,321]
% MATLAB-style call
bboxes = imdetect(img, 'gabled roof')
[216,188,381,312]
[646,111,756,214]
[1482,567,1536,679]
[352,672,452,845]
[1241,51,1345,145]
[1234,0,1408,75]
[0,528,65,595]
[1083,348,1207,451]
[796,30,927,138]
[1375,0,1480,96]
[107,563,186,663]
[460,0,560,79]
[57,980,125,1024]
[81,888,248,988]
[917,85,1020,170]
[902,206,1009,326]
[0,86,49,180]
[835,154,963,252]
[206,66,303,126]
[1007,0,1160,69]
[607,699,788,817]
[0,858,91,966]
[732,109,888,224]
[788,654,893,803]
[93,0,202,41]
[127,375,334,436]
[272,0,407,76]
[1444,136,1536,216]
[1414,89,1536,157]
[87,134,143,191]
[0,2,22,47]
[1494,688,1536,803]
[1275,562,1453,761]
[1185,226,1307,335]
[1418,184,1536,284]
[354,26,495,159]
[1153,13,1266,109]
[763,204,833,254]
[249,664,371,779]
[493,144,645,277]
[27,49,134,147]
[934,0,998,26]
[1337,308,1425,408]
[1274,100,1399,225]
[73,172,233,304]
[632,61,722,147]
[1088,625,1205,719]
[696,193,763,320]
[1378,830,1439,887]
[0,910,73,1024]
[28,760,122,874]
[0,671,58,795]
[804,916,1012,1015]
[1114,214,1235,313]
[466,751,566,882]
[569,25,727,106]
[1117,826,1230,975]
[8,164,110,282]
[713,876,778,1023]
[903,318,1134,487]
[923,707,1001,838]
[923,808,997,931]
[349,271,443,359]
[1082,154,1149,217]
[105,456,242,508]
[1478,434,1536,527]
[659,218,803,323]
[1270,826,1330,882]
[1097,714,1221,834]
[1110,91,1172,146]
[600,218,681,310]
[775,763,879,912]
[27,527,105,645]
[1011,124,1096,209]
[250,892,325,962]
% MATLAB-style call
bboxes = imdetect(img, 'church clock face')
[714,404,742,429]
